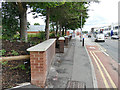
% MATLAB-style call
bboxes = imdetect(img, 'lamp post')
[79,9,94,46]
[80,13,82,42]
[80,13,84,46]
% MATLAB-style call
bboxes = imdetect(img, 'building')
[91,23,120,36]
[27,25,45,33]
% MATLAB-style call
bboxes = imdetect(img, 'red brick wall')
[27,31,39,33]
[30,51,47,87]
[29,41,56,88]
[65,38,69,46]
[46,42,55,73]
[59,40,64,53]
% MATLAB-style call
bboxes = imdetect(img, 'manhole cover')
[66,80,86,88]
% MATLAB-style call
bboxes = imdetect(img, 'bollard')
[69,35,72,41]
[82,38,84,46]
[58,37,65,53]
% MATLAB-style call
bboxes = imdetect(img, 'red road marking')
[86,45,118,88]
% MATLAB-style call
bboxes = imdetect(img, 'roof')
[27,25,45,31]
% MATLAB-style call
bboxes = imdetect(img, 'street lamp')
[80,13,84,46]
[79,9,94,46]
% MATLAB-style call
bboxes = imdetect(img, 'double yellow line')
[90,51,117,88]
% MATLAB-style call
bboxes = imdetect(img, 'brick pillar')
[64,36,69,46]
[30,51,47,88]
[27,39,56,88]
[58,37,65,53]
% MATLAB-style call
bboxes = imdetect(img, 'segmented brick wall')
[30,51,47,87]
[65,37,69,46]
[28,39,56,88]
[46,42,55,73]
[58,37,65,53]
[59,40,64,53]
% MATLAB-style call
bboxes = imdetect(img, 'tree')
[2,2,20,40]
[49,2,89,36]
[29,2,65,40]
[34,23,40,25]
[2,2,28,41]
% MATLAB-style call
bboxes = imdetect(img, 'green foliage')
[50,2,89,31]
[0,49,6,56]
[0,61,8,65]
[0,35,2,40]
[34,23,40,25]
[38,31,45,40]
[82,31,88,34]
[11,50,19,56]
[28,32,45,40]
[28,33,37,38]
[49,33,55,37]
[13,32,20,40]
[57,33,60,37]
[10,64,26,70]
[2,2,20,40]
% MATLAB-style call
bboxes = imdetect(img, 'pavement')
[72,36,94,88]
[7,36,95,89]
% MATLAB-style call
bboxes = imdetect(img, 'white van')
[93,31,105,42]
[95,33,105,42]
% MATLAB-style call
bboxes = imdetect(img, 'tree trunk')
[52,22,54,31]
[20,11,27,42]
[56,21,59,36]
[18,2,27,42]
[45,7,50,40]
[62,27,64,36]
[65,27,67,36]
[59,25,62,37]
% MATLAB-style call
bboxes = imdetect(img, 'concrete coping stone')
[64,36,69,38]
[27,39,56,51]
[58,37,65,40]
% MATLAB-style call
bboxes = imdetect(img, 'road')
[85,37,118,88]
[95,38,118,63]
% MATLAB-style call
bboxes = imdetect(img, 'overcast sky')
[83,0,119,31]
[27,0,120,31]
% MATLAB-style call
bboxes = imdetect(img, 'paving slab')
[72,36,94,88]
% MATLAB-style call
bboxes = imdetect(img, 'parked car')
[111,35,119,39]
[105,34,109,37]
[88,35,91,38]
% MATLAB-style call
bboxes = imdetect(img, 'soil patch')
[1,37,44,89]
[2,40,30,56]
[2,59,31,89]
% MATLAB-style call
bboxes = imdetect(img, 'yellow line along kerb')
[90,51,109,88]
[93,52,117,88]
